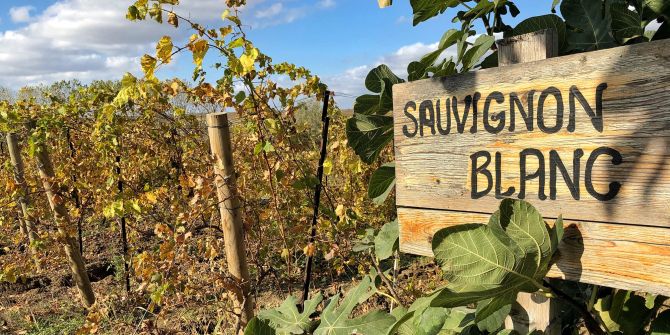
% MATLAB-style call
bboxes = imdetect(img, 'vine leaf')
[258,294,323,334]
[374,219,399,260]
[346,113,393,164]
[314,275,395,335]
[368,163,395,205]
[561,0,616,51]
[430,199,563,310]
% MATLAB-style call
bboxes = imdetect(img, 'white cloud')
[9,6,34,23]
[255,3,283,19]
[318,0,336,9]
[0,0,334,90]
[328,41,449,107]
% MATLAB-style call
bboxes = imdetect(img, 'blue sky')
[0,0,557,107]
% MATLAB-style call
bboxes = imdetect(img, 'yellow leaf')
[156,36,173,63]
[323,158,333,176]
[140,54,157,78]
[239,48,259,73]
[303,243,316,257]
[167,12,178,27]
[189,39,209,67]
[221,9,230,20]
[335,204,345,218]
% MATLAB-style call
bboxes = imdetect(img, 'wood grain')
[398,207,670,296]
[392,38,670,227]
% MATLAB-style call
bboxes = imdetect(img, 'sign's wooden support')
[497,29,560,333]
[207,112,254,327]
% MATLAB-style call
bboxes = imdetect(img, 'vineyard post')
[206,112,253,326]
[300,90,331,308]
[6,132,41,270]
[29,121,96,308]
[115,154,131,293]
[497,29,561,333]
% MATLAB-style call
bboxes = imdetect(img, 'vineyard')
[0,0,670,334]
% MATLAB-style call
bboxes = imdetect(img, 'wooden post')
[497,29,561,334]
[29,122,96,308]
[206,112,253,326]
[6,133,41,270]
[115,154,131,292]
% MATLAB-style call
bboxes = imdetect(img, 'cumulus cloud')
[328,41,454,107]
[9,6,35,23]
[0,0,334,90]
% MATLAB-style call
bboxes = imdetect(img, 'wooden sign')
[392,37,670,296]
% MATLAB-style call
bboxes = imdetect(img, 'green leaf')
[430,200,562,309]
[346,113,393,164]
[643,0,670,19]
[409,0,460,26]
[354,95,382,115]
[651,310,670,334]
[314,275,395,335]
[245,317,277,335]
[368,163,395,205]
[512,14,568,52]
[229,37,245,49]
[561,0,616,51]
[552,0,561,11]
[611,3,644,44]
[374,219,399,260]
[475,296,513,332]
[365,64,403,94]
[258,294,322,334]
[413,307,449,335]
[461,35,495,71]
[595,290,652,335]
[408,61,429,81]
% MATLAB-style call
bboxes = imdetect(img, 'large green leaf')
[365,64,403,94]
[245,317,277,335]
[354,94,383,115]
[409,0,460,26]
[430,199,562,309]
[475,296,513,331]
[258,294,323,334]
[611,2,644,44]
[314,275,395,335]
[561,0,616,51]
[368,163,395,205]
[374,219,399,260]
[346,113,393,164]
[387,296,475,335]
[512,14,568,52]
[643,0,670,19]
[461,35,495,71]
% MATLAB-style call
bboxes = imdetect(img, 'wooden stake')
[6,133,41,270]
[29,122,95,308]
[206,112,253,326]
[497,29,560,334]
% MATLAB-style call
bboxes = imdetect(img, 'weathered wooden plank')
[398,207,670,296]
[392,38,670,228]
